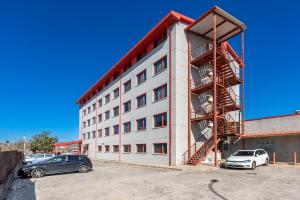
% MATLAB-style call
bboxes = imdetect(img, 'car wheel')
[264,158,269,166]
[251,161,256,170]
[79,165,90,173]
[31,168,45,178]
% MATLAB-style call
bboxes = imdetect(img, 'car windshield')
[233,151,254,156]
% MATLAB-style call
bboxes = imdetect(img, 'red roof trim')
[76,11,194,105]
[53,140,82,147]
[245,113,300,122]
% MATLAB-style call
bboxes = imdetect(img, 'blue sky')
[0,0,299,142]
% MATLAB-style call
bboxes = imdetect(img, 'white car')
[24,154,55,165]
[225,149,269,169]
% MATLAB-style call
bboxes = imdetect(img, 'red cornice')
[245,113,300,122]
[76,11,194,105]
[53,140,82,147]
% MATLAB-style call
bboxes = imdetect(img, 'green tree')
[30,131,58,153]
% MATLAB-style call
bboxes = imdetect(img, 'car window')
[233,151,254,156]
[68,156,79,162]
[46,156,66,163]
[36,154,44,158]
[258,150,265,155]
[45,154,53,157]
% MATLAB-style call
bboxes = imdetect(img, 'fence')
[0,151,23,184]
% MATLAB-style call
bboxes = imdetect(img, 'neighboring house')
[227,112,300,163]
[77,6,246,166]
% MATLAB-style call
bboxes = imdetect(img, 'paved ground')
[6,161,300,200]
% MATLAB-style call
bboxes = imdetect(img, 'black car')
[18,155,92,178]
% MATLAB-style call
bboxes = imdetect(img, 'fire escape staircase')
[184,44,242,166]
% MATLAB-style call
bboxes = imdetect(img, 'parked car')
[24,154,55,165]
[225,149,269,169]
[18,155,92,178]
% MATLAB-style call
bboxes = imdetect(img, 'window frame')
[123,100,131,113]
[104,127,110,137]
[136,69,147,86]
[123,80,131,93]
[153,84,167,102]
[136,93,147,108]
[153,56,167,76]
[123,144,131,153]
[113,124,119,135]
[113,106,120,117]
[113,145,119,153]
[136,144,146,154]
[123,122,131,133]
[153,112,168,128]
[105,94,110,104]
[153,143,168,155]
[136,118,146,131]
[113,88,119,99]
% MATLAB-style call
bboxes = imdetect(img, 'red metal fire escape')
[183,6,246,166]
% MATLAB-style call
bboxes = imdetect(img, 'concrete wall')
[245,114,300,134]
[227,114,300,162]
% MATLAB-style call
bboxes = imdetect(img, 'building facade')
[77,7,246,166]
[228,112,300,163]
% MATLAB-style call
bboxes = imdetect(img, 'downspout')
[168,25,173,166]
[119,71,122,161]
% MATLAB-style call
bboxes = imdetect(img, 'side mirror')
[255,154,259,157]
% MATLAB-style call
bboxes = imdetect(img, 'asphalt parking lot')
[7,161,300,200]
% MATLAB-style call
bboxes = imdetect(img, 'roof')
[76,10,194,105]
[53,140,82,147]
[76,6,245,106]
[185,6,246,42]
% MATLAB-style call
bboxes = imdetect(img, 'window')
[92,117,96,125]
[105,127,110,136]
[98,146,102,152]
[83,133,86,140]
[105,94,110,104]
[154,34,167,48]
[123,145,131,153]
[113,145,119,153]
[98,114,102,122]
[92,131,96,139]
[68,155,80,161]
[87,107,91,114]
[154,56,167,75]
[87,132,90,139]
[92,103,96,111]
[87,120,90,127]
[113,125,119,135]
[137,70,146,85]
[113,88,119,99]
[98,129,102,138]
[124,80,131,93]
[98,99,102,108]
[105,110,110,120]
[137,118,146,131]
[105,145,110,152]
[123,122,131,133]
[113,106,119,117]
[136,144,146,153]
[154,143,167,154]
[136,93,146,108]
[137,50,147,62]
[123,101,131,113]
[154,113,167,128]
[154,84,167,102]
[83,122,86,128]
[83,110,86,116]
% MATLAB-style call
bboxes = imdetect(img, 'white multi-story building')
[77,6,246,166]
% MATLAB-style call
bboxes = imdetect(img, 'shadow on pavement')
[6,177,36,200]
[208,179,228,200]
